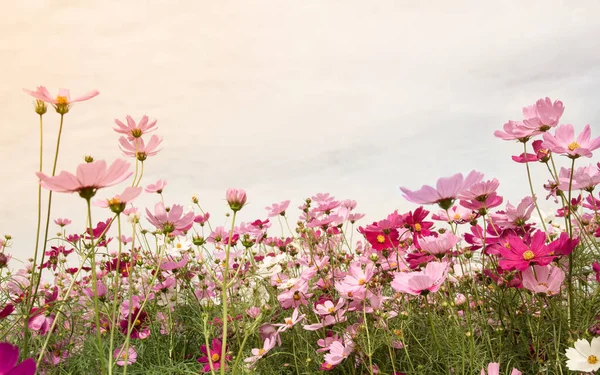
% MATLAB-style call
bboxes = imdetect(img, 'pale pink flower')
[226,188,247,212]
[53,218,72,227]
[418,232,460,255]
[494,120,533,141]
[323,338,355,367]
[543,124,600,159]
[391,261,449,295]
[244,337,276,365]
[522,264,565,296]
[36,159,132,199]
[481,362,522,375]
[94,186,142,212]
[114,115,158,140]
[400,170,484,209]
[119,135,163,161]
[146,202,194,235]
[266,200,291,217]
[432,205,476,223]
[274,308,305,332]
[114,346,137,366]
[145,179,167,193]
[522,97,564,132]
[314,299,345,316]
[23,86,99,114]
[489,196,535,228]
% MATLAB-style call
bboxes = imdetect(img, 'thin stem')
[220,211,237,375]
[567,157,576,329]
[523,142,548,233]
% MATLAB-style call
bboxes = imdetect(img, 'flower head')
[543,124,600,159]
[400,171,483,209]
[114,115,158,140]
[226,188,247,212]
[0,342,36,375]
[565,337,600,372]
[36,159,132,200]
[23,86,99,114]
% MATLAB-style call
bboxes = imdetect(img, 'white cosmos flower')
[565,337,600,372]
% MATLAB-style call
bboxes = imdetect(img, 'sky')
[1,0,600,263]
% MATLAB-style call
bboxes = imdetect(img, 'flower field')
[0,90,599,374]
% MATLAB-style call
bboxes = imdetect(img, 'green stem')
[220,211,237,375]
[107,214,124,375]
[523,142,548,233]
[567,157,576,329]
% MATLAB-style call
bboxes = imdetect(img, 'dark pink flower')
[512,140,551,164]
[0,342,36,375]
[499,231,556,271]
[197,339,231,373]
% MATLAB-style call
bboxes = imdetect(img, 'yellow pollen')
[211,353,220,362]
[258,348,265,356]
[327,307,335,313]
[176,243,182,248]
[568,141,581,151]
[358,278,366,285]
[56,95,68,105]
[537,282,548,288]
[376,234,386,244]
[522,250,535,260]
[120,352,129,360]
[108,197,121,205]
[588,355,598,364]
[285,318,293,326]
[453,213,461,220]
[134,319,141,326]
[414,223,422,231]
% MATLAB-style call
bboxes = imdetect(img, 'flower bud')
[226,188,247,212]
[34,99,47,115]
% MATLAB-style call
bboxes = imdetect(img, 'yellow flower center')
[358,278,366,285]
[453,213,461,220]
[56,95,69,105]
[376,235,386,244]
[211,353,220,362]
[327,306,335,313]
[522,250,535,261]
[108,197,121,205]
[285,318,293,326]
[414,223,422,231]
[258,348,265,356]
[134,319,141,326]
[568,141,581,151]
[176,243,182,248]
[588,355,598,364]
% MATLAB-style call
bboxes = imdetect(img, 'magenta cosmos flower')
[498,231,556,271]
[0,342,36,375]
[36,159,132,199]
[543,124,600,159]
[197,338,232,373]
[391,261,449,296]
[23,86,99,114]
[114,115,158,140]
[400,171,484,209]
[146,202,194,235]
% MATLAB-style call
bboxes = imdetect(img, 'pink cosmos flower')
[522,97,564,132]
[400,170,484,209]
[146,202,195,235]
[562,164,600,192]
[114,346,137,366]
[543,124,600,159]
[244,337,276,366]
[94,186,142,213]
[432,205,477,224]
[512,140,551,164]
[459,178,503,212]
[481,362,522,375]
[119,135,163,161]
[494,120,533,142]
[391,261,449,295]
[323,338,355,368]
[114,115,158,140]
[0,342,36,375]
[266,200,291,217]
[23,86,99,114]
[53,218,72,227]
[498,231,556,271]
[197,339,231,373]
[226,188,247,212]
[489,196,535,228]
[274,308,305,332]
[522,264,565,296]
[36,159,132,199]
[145,179,167,193]
[418,232,460,256]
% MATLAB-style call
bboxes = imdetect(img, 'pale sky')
[2,1,600,262]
